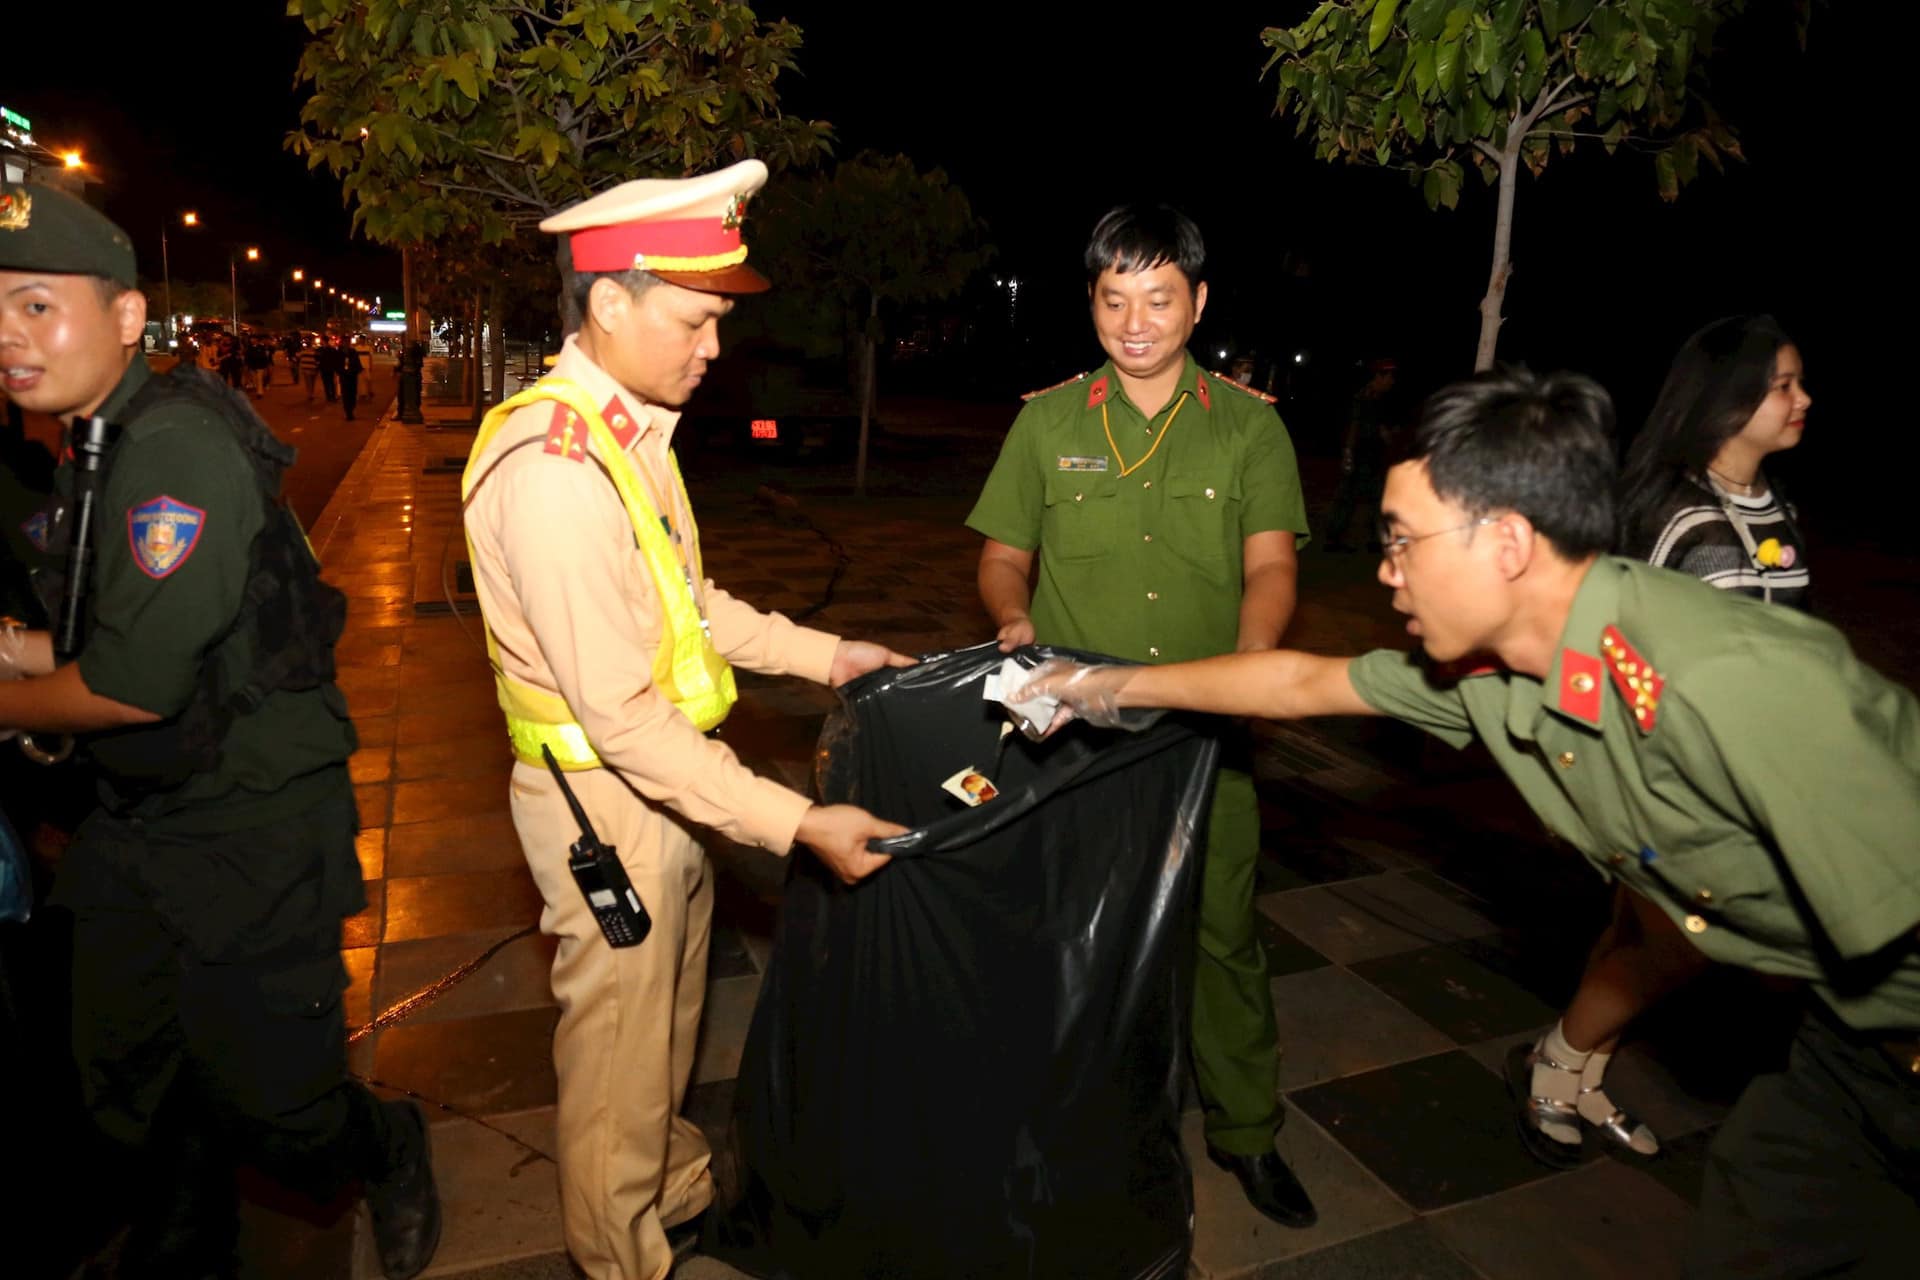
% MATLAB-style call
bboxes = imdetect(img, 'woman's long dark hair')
[1617,314,1794,556]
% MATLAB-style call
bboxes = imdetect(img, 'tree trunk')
[460,321,473,404]
[854,291,878,498]
[488,283,507,402]
[1475,147,1522,372]
[466,289,483,425]
[401,245,417,346]
[555,237,580,339]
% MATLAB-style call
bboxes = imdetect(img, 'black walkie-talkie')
[541,745,651,948]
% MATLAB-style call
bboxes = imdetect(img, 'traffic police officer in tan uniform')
[1019,368,1920,1278]
[966,204,1316,1227]
[461,160,911,1280]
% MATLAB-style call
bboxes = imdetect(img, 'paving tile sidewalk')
[289,399,1797,1280]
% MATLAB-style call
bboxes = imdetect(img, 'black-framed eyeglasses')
[1377,516,1498,561]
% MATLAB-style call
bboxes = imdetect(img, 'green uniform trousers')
[1688,1006,1920,1278]
[1191,763,1280,1154]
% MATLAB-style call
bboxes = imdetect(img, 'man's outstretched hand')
[796,803,905,884]
[829,640,917,688]
[1010,660,1140,735]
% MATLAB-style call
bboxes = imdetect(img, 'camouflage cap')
[0,183,138,284]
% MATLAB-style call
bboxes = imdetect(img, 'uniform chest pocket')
[1042,471,1121,562]
[1164,474,1241,582]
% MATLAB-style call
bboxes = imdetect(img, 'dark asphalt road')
[231,355,394,527]
[139,353,393,527]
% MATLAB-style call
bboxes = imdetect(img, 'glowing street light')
[61,150,82,168]
[230,245,263,337]
[161,210,203,343]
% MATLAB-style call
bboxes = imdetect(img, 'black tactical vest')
[75,367,349,796]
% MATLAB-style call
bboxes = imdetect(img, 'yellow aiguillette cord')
[1102,393,1187,479]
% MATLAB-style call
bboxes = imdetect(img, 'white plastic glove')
[1009,660,1160,735]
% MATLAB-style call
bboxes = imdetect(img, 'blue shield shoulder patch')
[20,510,50,552]
[127,496,207,580]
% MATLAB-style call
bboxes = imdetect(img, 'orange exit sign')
[750,419,779,440]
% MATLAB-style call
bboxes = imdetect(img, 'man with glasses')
[966,203,1316,1227]
[1015,368,1920,1278]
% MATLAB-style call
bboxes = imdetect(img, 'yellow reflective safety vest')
[462,377,736,771]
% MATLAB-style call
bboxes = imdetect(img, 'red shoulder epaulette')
[1210,370,1277,403]
[1021,371,1092,402]
[542,402,589,463]
[1601,625,1665,733]
[603,396,639,449]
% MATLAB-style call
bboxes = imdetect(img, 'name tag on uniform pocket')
[1056,455,1109,472]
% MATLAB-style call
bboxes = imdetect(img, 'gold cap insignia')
[0,189,31,232]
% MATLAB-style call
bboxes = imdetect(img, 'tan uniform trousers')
[509,759,715,1280]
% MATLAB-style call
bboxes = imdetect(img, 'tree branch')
[422,123,523,168]
[425,177,547,212]
[1532,74,1583,121]
[503,3,560,30]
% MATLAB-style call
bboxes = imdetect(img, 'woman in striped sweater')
[1620,314,1813,607]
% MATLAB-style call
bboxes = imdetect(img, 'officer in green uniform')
[1019,368,1920,1278]
[967,204,1316,1227]
[0,183,440,1279]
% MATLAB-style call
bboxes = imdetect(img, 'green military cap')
[0,183,137,284]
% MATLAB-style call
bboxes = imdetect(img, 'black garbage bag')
[713,642,1219,1280]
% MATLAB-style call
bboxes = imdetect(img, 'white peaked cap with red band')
[540,158,770,295]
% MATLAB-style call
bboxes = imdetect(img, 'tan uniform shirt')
[464,336,840,853]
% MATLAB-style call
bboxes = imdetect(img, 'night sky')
[1,2,1881,517]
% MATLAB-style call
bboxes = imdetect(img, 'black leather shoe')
[367,1102,442,1280]
[1207,1147,1317,1228]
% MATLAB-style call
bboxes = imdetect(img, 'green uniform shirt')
[1349,556,1920,1032]
[69,358,355,833]
[966,354,1309,664]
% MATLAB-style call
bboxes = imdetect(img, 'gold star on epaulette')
[1601,625,1664,733]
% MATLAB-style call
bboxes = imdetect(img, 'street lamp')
[230,245,260,338]
[61,150,82,168]
[160,210,199,346]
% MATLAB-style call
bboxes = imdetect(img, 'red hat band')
[569,217,746,274]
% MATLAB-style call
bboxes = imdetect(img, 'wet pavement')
[249,387,1904,1279]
